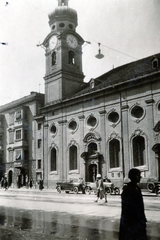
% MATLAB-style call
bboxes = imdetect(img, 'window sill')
[50,171,58,175]
[109,167,122,173]
[36,169,43,173]
[134,165,148,171]
[15,139,22,142]
[69,169,79,174]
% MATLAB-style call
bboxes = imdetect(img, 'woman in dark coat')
[119,168,147,240]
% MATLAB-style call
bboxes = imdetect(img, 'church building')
[0,0,160,189]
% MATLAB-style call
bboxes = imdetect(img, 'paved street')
[0,189,160,239]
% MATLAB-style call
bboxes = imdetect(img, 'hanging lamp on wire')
[95,43,104,59]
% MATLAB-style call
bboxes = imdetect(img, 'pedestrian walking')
[39,179,44,190]
[1,177,4,189]
[119,168,147,240]
[29,179,33,189]
[95,174,107,203]
[4,178,8,191]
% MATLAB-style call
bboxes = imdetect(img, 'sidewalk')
[0,187,160,222]
[0,187,57,195]
[1,186,158,196]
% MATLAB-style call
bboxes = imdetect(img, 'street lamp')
[95,43,104,59]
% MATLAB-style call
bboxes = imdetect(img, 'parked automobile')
[144,179,160,196]
[85,178,120,195]
[123,178,160,196]
[56,178,86,194]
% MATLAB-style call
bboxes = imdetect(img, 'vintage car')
[85,178,120,195]
[140,179,160,196]
[56,178,86,194]
[123,178,160,196]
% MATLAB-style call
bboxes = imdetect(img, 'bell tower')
[58,0,68,6]
[43,0,85,104]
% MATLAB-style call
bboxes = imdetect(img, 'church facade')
[0,0,160,189]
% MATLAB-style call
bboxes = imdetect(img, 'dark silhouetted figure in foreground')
[119,168,147,240]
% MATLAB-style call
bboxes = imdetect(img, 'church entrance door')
[88,164,97,182]
[8,170,13,187]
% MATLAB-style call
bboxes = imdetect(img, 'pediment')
[83,131,101,143]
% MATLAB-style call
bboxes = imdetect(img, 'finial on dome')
[58,0,69,6]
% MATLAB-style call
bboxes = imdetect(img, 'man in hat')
[119,168,147,240]
[95,174,107,203]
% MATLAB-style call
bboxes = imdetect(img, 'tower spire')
[58,0,69,6]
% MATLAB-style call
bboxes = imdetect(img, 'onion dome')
[48,1,78,32]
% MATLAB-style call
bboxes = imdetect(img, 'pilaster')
[58,120,67,180]
[121,104,129,178]
[99,110,107,177]
[78,115,85,179]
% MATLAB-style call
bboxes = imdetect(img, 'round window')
[69,24,73,29]
[69,121,77,130]
[87,116,97,127]
[131,106,144,118]
[108,112,119,123]
[59,23,65,28]
[52,25,55,30]
[50,125,57,134]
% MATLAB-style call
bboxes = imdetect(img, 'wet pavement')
[0,206,120,239]
[0,206,160,240]
[0,189,160,239]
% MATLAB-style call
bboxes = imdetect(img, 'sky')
[0,0,160,106]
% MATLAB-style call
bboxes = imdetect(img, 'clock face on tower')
[49,35,57,50]
[66,34,78,48]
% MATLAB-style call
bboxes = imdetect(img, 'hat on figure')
[97,174,101,179]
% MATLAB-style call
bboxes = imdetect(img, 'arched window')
[51,148,56,171]
[88,142,97,156]
[69,145,77,170]
[109,139,120,168]
[68,51,75,64]
[133,136,145,166]
[52,51,56,66]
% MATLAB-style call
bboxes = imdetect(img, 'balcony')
[14,160,28,169]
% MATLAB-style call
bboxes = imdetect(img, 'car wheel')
[85,186,91,194]
[82,189,86,194]
[114,187,120,195]
[147,182,155,192]
[74,187,78,194]
[106,187,111,194]
[156,187,160,196]
[57,186,61,193]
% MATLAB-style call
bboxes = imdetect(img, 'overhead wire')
[24,1,138,61]
[82,33,138,60]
